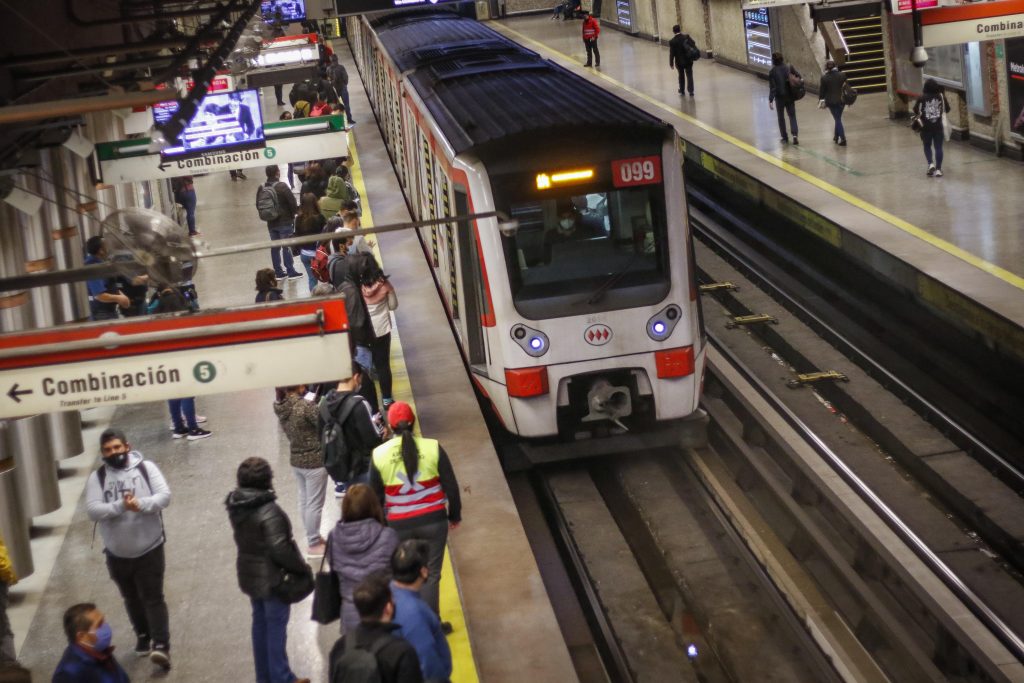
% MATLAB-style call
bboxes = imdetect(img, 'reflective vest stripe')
[384,482,443,504]
[373,436,447,521]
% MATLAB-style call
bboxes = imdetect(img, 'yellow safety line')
[347,132,480,683]
[498,25,1024,292]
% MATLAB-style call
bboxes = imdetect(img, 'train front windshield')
[497,182,671,319]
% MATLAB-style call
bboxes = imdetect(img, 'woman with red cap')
[370,402,461,623]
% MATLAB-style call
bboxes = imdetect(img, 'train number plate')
[611,156,662,188]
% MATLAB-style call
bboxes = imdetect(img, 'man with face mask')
[85,428,172,671]
[52,603,129,682]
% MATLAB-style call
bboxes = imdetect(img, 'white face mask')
[559,219,574,231]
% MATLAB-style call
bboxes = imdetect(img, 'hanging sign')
[921,0,1024,46]
[96,115,347,183]
[0,298,350,419]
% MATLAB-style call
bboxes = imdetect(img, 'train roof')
[370,11,670,159]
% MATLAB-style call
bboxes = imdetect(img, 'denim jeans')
[921,128,944,169]
[250,597,296,683]
[776,100,798,138]
[177,188,198,235]
[828,103,845,141]
[340,87,355,124]
[299,251,317,291]
[0,581,15,664]
[396,519,448,615]
[168,397,198,431]
[292,466,328,545]
[268,224,299,277]
[106,543,170,647]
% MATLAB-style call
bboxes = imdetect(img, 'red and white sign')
[611,156,662,188]
[921,0,1024,45]
[0,298,349,418]
[584,324,613,346]
[892,0,939,16]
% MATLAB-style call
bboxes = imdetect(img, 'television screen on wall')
[153,89,266,159]
[262,0,307,22]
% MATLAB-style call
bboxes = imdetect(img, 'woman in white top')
[359,258,398,411]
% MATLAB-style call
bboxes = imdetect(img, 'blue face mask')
[90,622,113,651]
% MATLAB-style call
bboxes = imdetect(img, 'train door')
[453,184,490,372]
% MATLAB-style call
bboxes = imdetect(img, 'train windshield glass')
[497,184,670,319]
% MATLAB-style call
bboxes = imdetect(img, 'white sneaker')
[934,169,943,177]
[927,164,936,176]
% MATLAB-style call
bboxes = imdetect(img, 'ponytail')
[397,424,419,480]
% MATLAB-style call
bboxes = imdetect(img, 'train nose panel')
[582,378,632,429]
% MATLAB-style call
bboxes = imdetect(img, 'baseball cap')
[387,401,416,429]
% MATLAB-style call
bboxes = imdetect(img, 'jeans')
[584,38,600,66]
[676,65,694,94]
[921,128,944,169]
[340,87,355,124]
[828,103,845,141]
[299,251,317,291]
[0,581,15,664]
[250,597,296,683]
[168,397,199,431]
[396,519,448,615]
[105,543,170,647]
[268,224,299,277]
[370,333,393,402]
[177,188,198,235]
[292,466,328,545]
[776,100,798,138]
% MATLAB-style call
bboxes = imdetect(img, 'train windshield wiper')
[581,254,640,306]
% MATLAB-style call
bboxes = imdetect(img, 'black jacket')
[330,253,376,348]
[769,64,800,104]
[329,622,423,683]
[225,488,308,599]
[819,68,847,107]
[668,33,696,69]
[913,92,950,132]
[320,389,384,478]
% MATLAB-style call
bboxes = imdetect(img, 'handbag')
[841,82,858,106]
[910,115,923,132]
[311,536,342,624]
[272,543,315,604]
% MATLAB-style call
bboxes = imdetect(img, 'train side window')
[454,186,488,368]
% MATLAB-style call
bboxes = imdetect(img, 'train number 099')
[611,156,662,188]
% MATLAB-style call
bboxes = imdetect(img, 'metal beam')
[5,39,189,68]
[0,90,171,125]
[64,0,229,27]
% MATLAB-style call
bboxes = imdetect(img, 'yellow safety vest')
[372,436,447,521]
[0,530,17,585]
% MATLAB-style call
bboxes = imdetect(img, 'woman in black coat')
[226,457,312,683]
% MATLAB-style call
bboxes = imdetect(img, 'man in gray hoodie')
[86,427,172,670]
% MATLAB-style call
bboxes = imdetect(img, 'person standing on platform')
[320,369,386,498]
[913,78,951,177]
[370,403,461,627]
[84,236,131,321]
[326,54,356,126]
[274,384,329,557]
[818,60,848,146]
[85,428,172,670]
[52,603,129,683]
[226,457,312,683]
[172,175,199,237]
[329,574,423,683]
[668,25,697,96]
[581,10,600,67]
[294,192,327,291]
[390,541,452,683]
[768,51,800,145]
[257,165,302,280]
[359,258,397,411]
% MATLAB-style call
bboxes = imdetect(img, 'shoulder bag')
[311,536,342,624]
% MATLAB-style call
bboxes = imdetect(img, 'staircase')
[834,17,887,93]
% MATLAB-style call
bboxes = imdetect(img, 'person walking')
[668,25,697,96]
[329,574,423,683]
[370,402,461,624]
[326,54,356,126]
[225,457,312,683]
[328,484,398,632]
[0,531,20,671]
[257,165,302,280]
[85,428,172,670]
[390,541,452,683]
[581,10,600,67]
[332,252,383,412]
[274,384,329,557]
[768,52,800,145]
[359,259,397,411]
[294,193,327,291]
[320,369,386,498]
[818,60,848,146]
[913,78,951,177]
[52,604,129,683]
[172,176,199,237]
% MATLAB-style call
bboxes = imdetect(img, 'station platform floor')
[492,16,1024,333]
[6,38,573,683]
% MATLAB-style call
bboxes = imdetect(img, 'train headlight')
[511,323,549,357]
[647,304,682,341]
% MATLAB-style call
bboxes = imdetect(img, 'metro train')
[347,10,706,440]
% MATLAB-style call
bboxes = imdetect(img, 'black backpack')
[686,37,701,62]
[320,393,361,481]
[331,635,390,683]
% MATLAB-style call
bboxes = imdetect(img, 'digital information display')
[262,0,307,22]
[335,0,466,17]
[153,89,266,159]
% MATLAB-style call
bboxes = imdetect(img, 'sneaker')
[833,135,839,143]
[236,172,247,180]
[348,120,357,125]
[172,428,189,439]
[276,100,286,106]
[274,271,288,279]
[792,136,799,145]
[934,169,943,177]
[186,428,212,441]
[334,482,347,498]
[286,272,303,280]
[927,164,936,176]
[149,645,171,670]
[382,398,395,412]
[135,636,151,656]
[307,542,326,558]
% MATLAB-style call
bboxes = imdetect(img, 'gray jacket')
[86,451,170,559]
[329,517,398,631]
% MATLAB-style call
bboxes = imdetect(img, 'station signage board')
[96,115,347,184]
[1007,37,1024,141]
[920,0,1024,46]
[335,0,463,16]
[891,0,939,15]
[0,299,350,419]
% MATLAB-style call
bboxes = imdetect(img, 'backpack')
[311,101,332,117]
[842,81,858,106]
[686,38,701,62]
[320,393,361,481]
[787,67,806,101]
[312,245,334,283]
[256,183,282,222]
[331,634,391,683]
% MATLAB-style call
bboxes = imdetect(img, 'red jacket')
[582,16,600,40]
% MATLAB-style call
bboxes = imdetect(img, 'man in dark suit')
[668,25,697,96]
[229,94,256,139]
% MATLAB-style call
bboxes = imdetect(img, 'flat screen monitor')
[262,0,307,22]
[153,89,266,159]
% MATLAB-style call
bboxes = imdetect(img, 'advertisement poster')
[1008,37,1024,140]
